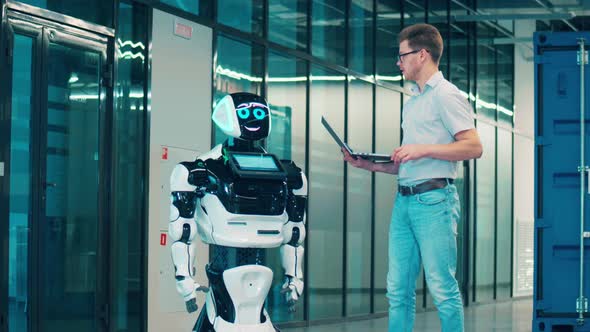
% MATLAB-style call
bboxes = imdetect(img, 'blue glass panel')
[8,33,33,332]
[475,122,496,302]
[111,2,148,330]
[497,128,513,299]
[373,86,401,313]
[14,0,114,27]
[268,0,307,50]
[160,0,198,15]
[376,0,402,84]
[213,35,264,145]
[308,65,345,319]
[217,0,264,36]
[311,0,345,65]
[265,51,307,323]
[349,0,374,74]
[346,78,373,315]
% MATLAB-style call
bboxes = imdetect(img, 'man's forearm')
[427,140,482,161]
[369,161,399,174]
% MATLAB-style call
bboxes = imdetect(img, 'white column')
[512,20,535,298]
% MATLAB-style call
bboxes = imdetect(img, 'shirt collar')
[410,71,444,95]
[425,71,444,88]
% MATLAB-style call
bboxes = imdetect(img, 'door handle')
[43,182,57,188]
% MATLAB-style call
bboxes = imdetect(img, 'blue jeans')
[387,184,464,332]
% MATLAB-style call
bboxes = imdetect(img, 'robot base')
[193,307,280,332]
[192,262,281,332]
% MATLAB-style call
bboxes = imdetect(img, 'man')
[343,24,482,332]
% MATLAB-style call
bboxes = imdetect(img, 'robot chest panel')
[217,178,288,215]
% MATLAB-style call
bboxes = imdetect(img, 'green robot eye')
[253,108,266,120]
[237,108,250,119]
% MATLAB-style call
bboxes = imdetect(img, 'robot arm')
[280,161,307,311]
[169,160,209,313]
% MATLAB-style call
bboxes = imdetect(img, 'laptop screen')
[321,116,353,154]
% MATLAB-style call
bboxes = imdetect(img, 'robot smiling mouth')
[244,126,261,132]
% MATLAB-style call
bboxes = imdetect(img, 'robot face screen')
[235,102,270,140]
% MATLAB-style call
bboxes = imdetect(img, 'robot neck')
[225,137,266,153]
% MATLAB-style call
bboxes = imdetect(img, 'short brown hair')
[398,24,443,64]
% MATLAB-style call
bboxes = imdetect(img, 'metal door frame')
[0,5,113,332]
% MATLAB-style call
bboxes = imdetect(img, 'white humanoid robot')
[169,92,307,332]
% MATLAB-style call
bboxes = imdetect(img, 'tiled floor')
[283,298,533,332]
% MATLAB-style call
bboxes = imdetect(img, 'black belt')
[398,178,453,196]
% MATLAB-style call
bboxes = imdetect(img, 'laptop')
[321,116,392,162]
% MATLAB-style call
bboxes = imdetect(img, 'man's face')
[397,40,422,81]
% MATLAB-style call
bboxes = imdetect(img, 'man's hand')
[391,144,432,163]
[281,276,304,312]
[342,148,374,171]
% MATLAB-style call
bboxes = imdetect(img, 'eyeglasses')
[397,49,422,63]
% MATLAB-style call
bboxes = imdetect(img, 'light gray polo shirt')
[398,71,475,186]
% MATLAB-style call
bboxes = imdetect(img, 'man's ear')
[419,49,427,62]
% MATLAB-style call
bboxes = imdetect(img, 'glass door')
[2,11,110,332]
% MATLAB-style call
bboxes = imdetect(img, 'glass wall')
[475,23,497,121]
[373,86,401,312]
[266,51,307,165]
[449,3,470,94]
[496,128,513,299]
[376,0,402,84]
[308,65,345,320]
[217,0,264,36]
[497,44,515,124]
[427,0,449,76]
[158,0,212,17]
[448,2,472,305]
[475,121,496,302]
[311,0,346,66]
[1,1,150,331]
[265,50,307,323]
[268,0,307,50]
[346,78,373,315]
[12,0,114,27]
[404,0,425,25]
[349,0,374,75]
[159,0,197,15]
[213,35,264,144]
[111,2,148,330]
[8,33,33,332]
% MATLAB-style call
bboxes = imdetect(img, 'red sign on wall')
[160,233,167,246]
[162,147,168,160]
[174,21,193,40]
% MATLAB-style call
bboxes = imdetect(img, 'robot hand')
[280,275,304,312]
[177,279,210,313]
[191,164,210,197]
[185,298,198,313]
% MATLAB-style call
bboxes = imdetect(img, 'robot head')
[212,92,271,141]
